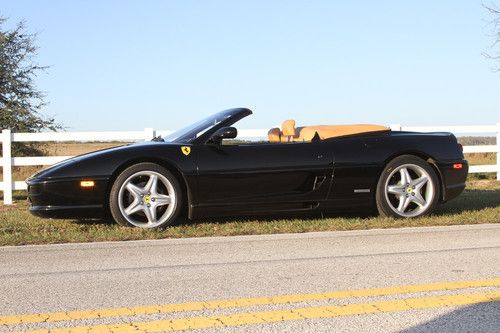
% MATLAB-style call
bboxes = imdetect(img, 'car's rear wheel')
[376,155,439,218]
[109,163,182,228]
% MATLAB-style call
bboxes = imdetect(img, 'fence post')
[2,129,13,205]
[390,124,402,131]
[144,128,156,141]
[497,122,500,181]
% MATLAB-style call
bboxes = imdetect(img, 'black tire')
[109,162,182,228]
[376,155,439,218]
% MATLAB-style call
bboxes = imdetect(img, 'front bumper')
[27,176,109,219]
[30,205,104,219]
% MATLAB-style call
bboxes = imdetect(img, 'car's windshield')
[162,110,235,143]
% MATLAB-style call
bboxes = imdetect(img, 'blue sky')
[2,0,499,131]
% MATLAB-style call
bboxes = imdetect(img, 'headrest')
[267,128,281,143]
[281,119,296,137]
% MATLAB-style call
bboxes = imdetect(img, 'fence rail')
[1,123,499,204]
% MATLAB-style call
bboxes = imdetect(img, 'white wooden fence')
[1,124,499,205]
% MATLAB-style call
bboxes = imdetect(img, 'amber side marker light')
[453,163,463,169]
[80,180,95,188]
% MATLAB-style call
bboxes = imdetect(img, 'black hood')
[28,141,186,180]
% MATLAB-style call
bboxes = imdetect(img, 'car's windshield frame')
[162,108,252,144]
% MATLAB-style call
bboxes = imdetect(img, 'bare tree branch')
[484,3,500,70]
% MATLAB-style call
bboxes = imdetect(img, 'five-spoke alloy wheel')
[109,163,182,228]
[376,155,439,218]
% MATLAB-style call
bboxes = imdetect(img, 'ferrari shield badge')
[181,146,191,156]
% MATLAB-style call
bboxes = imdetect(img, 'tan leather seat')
[268,128,281,143]
[281,119,298,142]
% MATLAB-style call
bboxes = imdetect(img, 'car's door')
[192,141,333,216]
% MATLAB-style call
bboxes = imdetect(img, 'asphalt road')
[0,224,499,333]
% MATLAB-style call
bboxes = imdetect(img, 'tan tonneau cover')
[268,120,389,142]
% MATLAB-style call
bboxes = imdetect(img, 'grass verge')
[0,178,498,246]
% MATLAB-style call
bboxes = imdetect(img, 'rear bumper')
[437,159,468,202]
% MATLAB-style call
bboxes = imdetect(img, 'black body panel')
[193,141,332,217]
[26,108,468,220]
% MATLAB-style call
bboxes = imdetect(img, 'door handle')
[313,176,327,190]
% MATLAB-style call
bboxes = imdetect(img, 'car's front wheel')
[109,162,182,228]
[376,155,439,218]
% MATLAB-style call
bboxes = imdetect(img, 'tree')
[485,4,500,71]
[0,17,61,155]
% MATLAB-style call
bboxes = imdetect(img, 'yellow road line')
[1,278,499,326]
[12,291,500,333]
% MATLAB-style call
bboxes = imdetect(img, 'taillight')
[453,163,463,169]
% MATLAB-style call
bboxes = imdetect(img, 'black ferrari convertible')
[27,108,468,228]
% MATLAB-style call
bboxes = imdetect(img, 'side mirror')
[209,127,237,144]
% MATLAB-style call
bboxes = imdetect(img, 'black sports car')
[27,108,468,228]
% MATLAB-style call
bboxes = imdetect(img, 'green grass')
[0,177,498,246]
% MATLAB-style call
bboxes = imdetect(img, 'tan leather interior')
[298,124,389,141]
[281,119,297,141]
[269,119,389,143]
[268,127,281,143]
